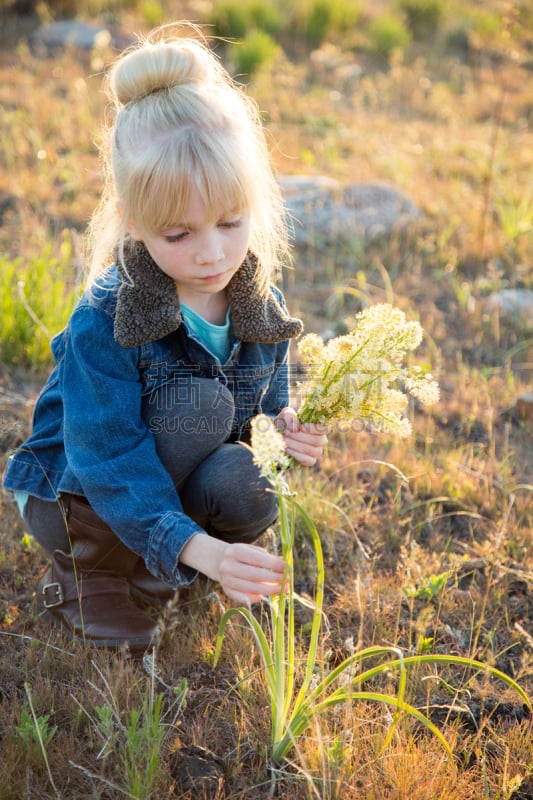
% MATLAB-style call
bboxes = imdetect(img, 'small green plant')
[93,703,119,759]
[120,693,166,799]
[230,29,280,77]
[404,570,449,600]
[495,187,533,245]
[367,14,412,60]
[71,656,188,799]
[209,0,282,40]
[0,233,79,366]
[17,706,57,753]
[292,0,360,48]
[398,0,444,39]
[140,0,164,28]
[462,7,503,39]
[245,1,283,36]
[17,683,59,796]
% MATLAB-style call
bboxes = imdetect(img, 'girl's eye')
[164,231,188,243]
[163,217,242,241]
[219,218,242,230]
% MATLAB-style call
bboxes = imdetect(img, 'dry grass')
[0,1,532,797]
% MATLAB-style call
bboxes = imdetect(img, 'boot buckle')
[41,582,64,608]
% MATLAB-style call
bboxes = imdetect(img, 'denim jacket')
[3,242,303,586]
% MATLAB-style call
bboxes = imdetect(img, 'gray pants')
[23,378,278,555]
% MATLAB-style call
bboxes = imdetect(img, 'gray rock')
[486,289,533,328]
[279,176,423,248]
[29,20,114,51]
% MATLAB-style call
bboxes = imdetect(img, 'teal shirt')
[181,302,233,364]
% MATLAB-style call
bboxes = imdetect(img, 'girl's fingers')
[224,545,285,574]
[222,575,287,603]
[282,429,328,466]
[224,568,285,588]
[218,543,288,601]
[275,407,300,433]
[276,410,330,463]
[226,589,272,605]
[301,422,328,435]
[225,576,283,595]
[283,431,328,450]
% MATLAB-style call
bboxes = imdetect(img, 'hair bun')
[109,39,214,106]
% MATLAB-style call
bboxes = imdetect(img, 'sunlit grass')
[0,231,80,366]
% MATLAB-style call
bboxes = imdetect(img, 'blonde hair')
[85,24,289,294]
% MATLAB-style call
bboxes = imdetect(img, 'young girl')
[3,25,328,652]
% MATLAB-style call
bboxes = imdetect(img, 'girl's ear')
[117,203,143,241]
[126,221,143,241]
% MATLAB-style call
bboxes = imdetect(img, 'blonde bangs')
[127,128,251,235]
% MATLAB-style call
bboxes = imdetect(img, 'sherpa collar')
[114,239,303,348]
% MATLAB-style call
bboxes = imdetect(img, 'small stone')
[516,392,533,421]
[486,289,533,329]
[30,20,111,50]
[28,20,133,53]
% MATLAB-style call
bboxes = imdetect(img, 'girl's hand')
[275,407,328,467]
[217,542,287,604]
[180,535,286,605]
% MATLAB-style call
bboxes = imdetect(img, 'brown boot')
[129,558,176,608]
[39,495,158,651]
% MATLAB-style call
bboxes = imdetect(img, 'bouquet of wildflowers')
[296,303,439,437]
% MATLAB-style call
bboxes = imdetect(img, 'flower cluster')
[297,303,439,438]
[250,414,291,489]
[249,305,439,480]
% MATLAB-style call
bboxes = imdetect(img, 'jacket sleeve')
[259,286,293,417]
[61,304,206,587]
[259,338,291,418]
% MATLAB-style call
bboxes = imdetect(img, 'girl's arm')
[179,534,286,604]
[61,304,207,587]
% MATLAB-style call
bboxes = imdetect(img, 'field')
[0,0,532,798]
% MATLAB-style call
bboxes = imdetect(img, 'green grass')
[229,29,280,76]
[0,234,79,367]
[367,13,412,60]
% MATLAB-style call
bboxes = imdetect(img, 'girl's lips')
[199,271,228,283]
[201,273,223,280]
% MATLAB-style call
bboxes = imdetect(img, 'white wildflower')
[297,303,439,437]
[298,333,325,367]
[404,371,440,405]
[250,414,291,487]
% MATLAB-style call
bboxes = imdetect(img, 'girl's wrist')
[179,533,227,582]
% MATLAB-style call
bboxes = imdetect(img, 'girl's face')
[127,185,251,312]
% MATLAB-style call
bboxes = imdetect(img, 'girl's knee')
[143,378,235,438]
[181,440,279,543]
[215,469,279,543]
[238,492,279,541]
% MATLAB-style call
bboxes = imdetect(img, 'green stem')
[272,490,290,745]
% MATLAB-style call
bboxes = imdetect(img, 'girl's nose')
[195,232,224,265]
